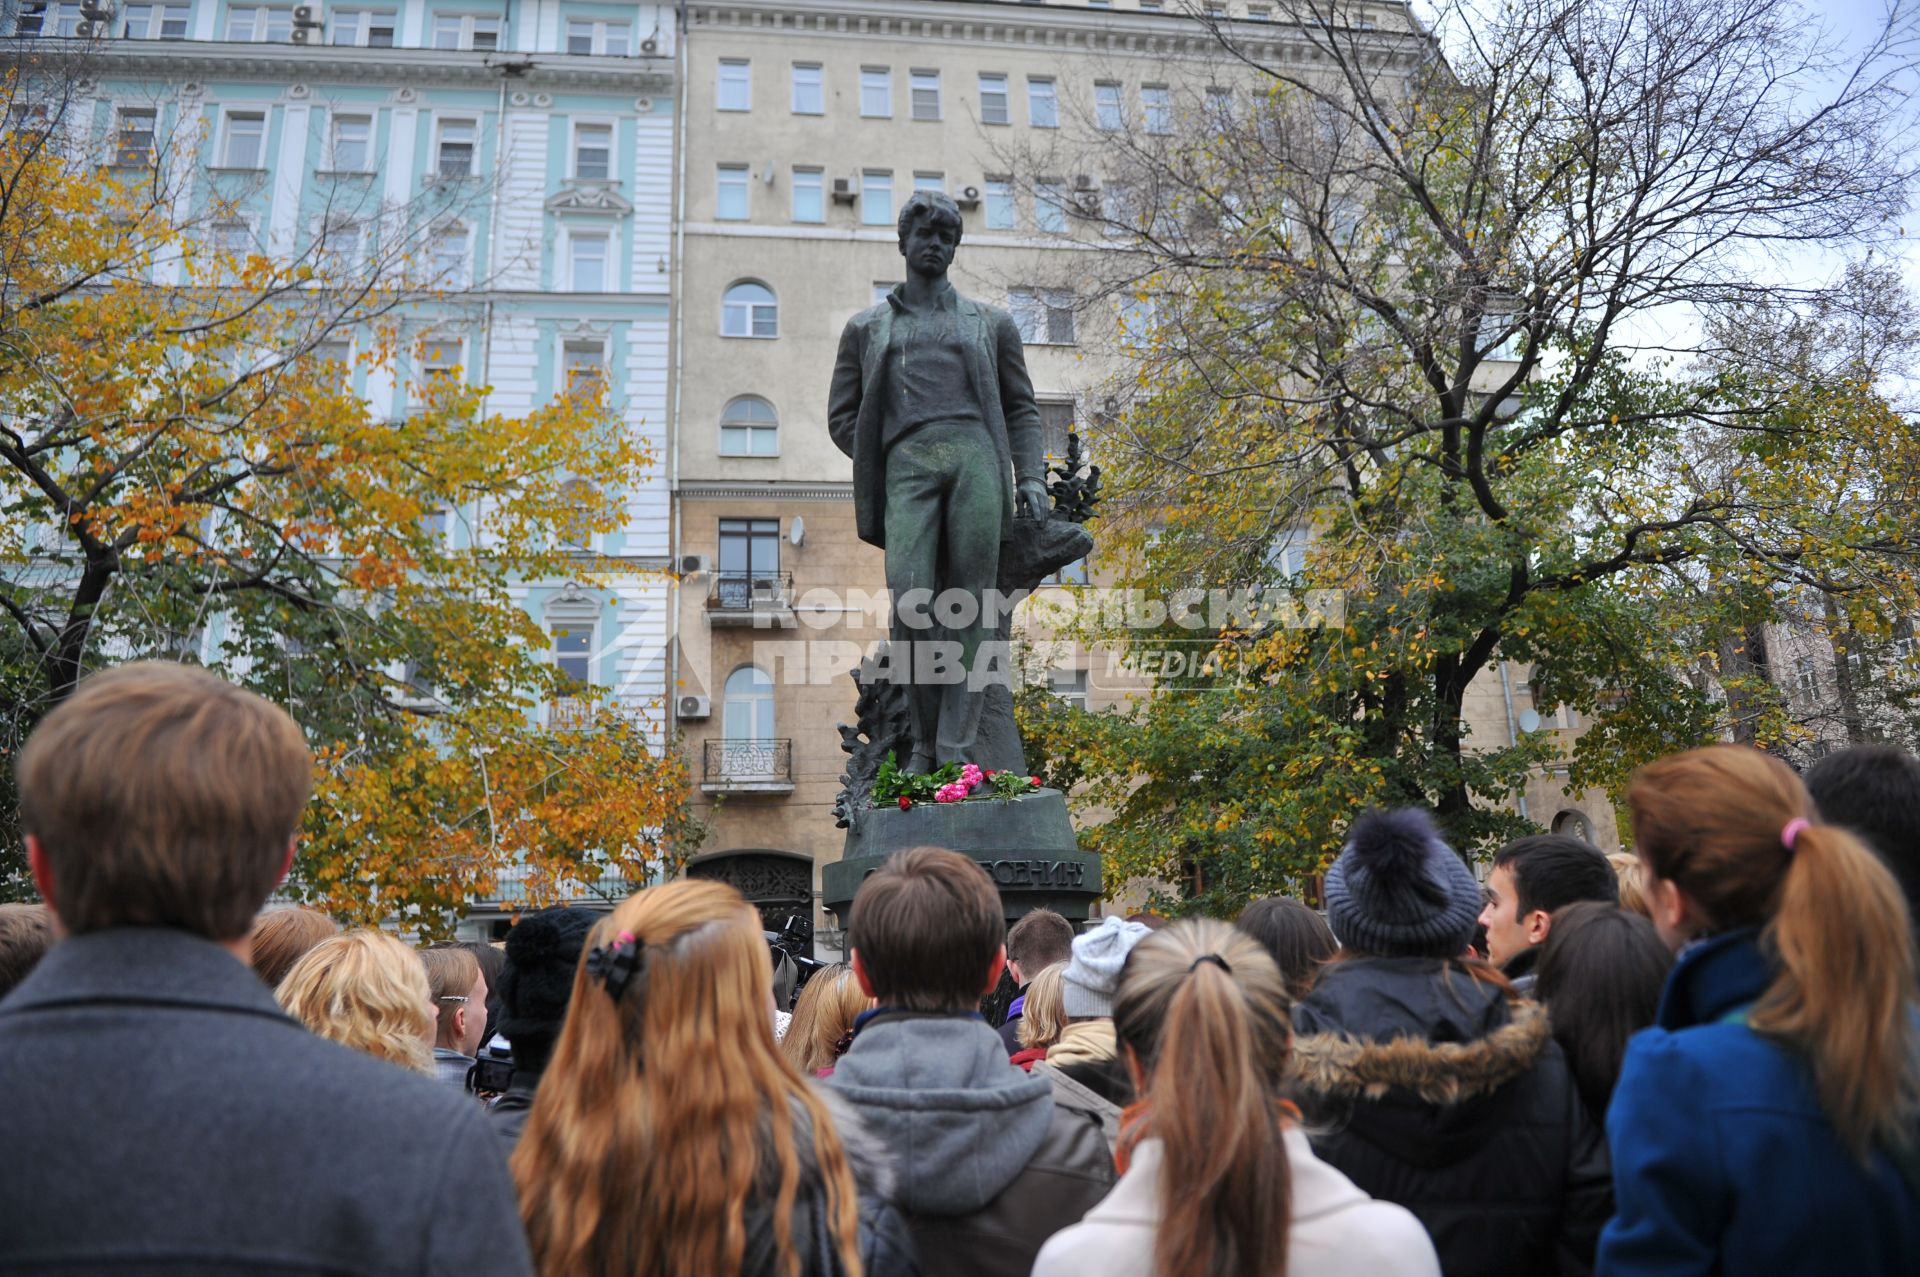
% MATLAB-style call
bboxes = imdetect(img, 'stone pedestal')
[822,788,1103,924]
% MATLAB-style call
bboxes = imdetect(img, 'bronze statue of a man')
[828,191,1048,773]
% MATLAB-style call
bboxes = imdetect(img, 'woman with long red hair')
[1600,745,1920,1275]
[512,880,916,1277]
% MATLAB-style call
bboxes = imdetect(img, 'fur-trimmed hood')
[1292,996,1551,1107]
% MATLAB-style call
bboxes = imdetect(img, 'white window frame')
[429,11,503,50]
[1142,84,1172,134]
[1035,180,1067,234]
[715,163,750,220]
[416,333,468,396]
[860,169,894,227]
[565,229,611,292]
[121,3,189,38]
[984,178,1015,230]
[216,109,268,170]
[561,335,608,391]
[1095,82,1124,132]
[314,215,366,271]
[111,105,157,168]
[721,280,778,339]
[911,171,944,196]
[859,67,892,118]
[1027,76,1058,128]
[570,118,614,181]
[1010,287,1076,346]
[565,17,628,54]
[717,58,751,112]
[225,5,293,41]
[791,63,824,115]
[909,69,941,121]
[550,621,596,688]
[978,73,1010,126]
[791,166,824,224]
[433,116,478,178]
[327,112,373,172]
[329,7,396,45]
[718,395,780,457]
[14,2,82,36]
[427,225,471,286]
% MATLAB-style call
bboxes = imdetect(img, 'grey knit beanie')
[1324,808,1481,959]
[1060,915,1152,1018]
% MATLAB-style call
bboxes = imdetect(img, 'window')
[860,170,893,226]
[219,112,267,169]
[225,6,293,40]
[121,3,189,37]
[910,70,940,121]
[573,122,612,180]
[791,167,824,223]
[552,625,592,687]
[1039,400,1075,458]
[434,119,476,177]
[566,18,628,54]
[1142,85,1171,134]
[1248,4,1272,19]
[418,336,464,384]
[719,396,779,456]
[1010,288,1075,345]
[112,107,157,168]
[1027,77,1058,128]
[316,218,364,270]
[563,338,606,389]
[1205,87,1233,126]
[1048,667,1089,706]
[1139,1,1163,10]
[330,8,395,45]
[717,59,751,111]
[431,13,501,50]
[1795,656,1818,694]
[329,113,371,171]
[872,281,899,305]
[312,338,352,374]
[1035,180,1067,233]
[719,521,780,579]
[791,63,823,115]
[13,2,80,36]
[722,281,777,337]
[984,179,1014,230]
[1265,527,1310,580]
[721,663,776,741]
[860,67,892,118]
[429,227,469,285]
[1095,82,1124,132]
[716,163,749,220]
[978,73,1010,125]
[911,171,944,195]
[568,233,609,291]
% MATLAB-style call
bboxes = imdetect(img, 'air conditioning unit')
[1073,174,1100,192]
[640,35,658,53]
[72,19,103,36]
[290,25,314,42]
[956,184,981,209]
[291,4,319,24]
[78,2,112,19]
[678,552,710,576]
[678,694,711,720]
[831,177,857,204]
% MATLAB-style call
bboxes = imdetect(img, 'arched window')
[723,665,775,741]
[1551,808,1597,845]
[722,280,777,338]
[719,395,779,456]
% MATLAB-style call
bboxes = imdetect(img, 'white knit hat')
[1060,916,1153,1019]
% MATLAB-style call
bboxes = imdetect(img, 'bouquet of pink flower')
[872,754,1044,809]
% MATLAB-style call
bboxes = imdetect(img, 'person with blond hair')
[1010,960,1067,1071]
[278,930,438,1075]
[0,662,529,1275]
[513,879,914,1276]
[1033,919,1438,1277]
[248,905,340,989]
[1600,745,1920,1275]
[1607,852,1650,919]
[780,962,871,1077]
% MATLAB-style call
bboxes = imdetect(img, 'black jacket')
[0,928,532,1276]
[1290,956,1610,1277]
[487,1071,540,1151]
[741,1089,919,1277]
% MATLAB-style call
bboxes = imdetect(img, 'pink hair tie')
[1780,817,1811,852]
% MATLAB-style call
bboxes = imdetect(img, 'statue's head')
[896,191,964,275]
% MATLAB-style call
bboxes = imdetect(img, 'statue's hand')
[1016,477,1051,521]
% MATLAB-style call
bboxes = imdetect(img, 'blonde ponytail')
[1113,919,1293,1277]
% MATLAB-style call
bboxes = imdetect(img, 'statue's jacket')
[828,285,1046,550]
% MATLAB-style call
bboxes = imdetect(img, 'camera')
[765,914,826,1010]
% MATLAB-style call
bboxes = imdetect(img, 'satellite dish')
[1518,709,1543,733]
[788,516,805,547]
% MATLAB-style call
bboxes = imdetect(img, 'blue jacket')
[1598,927,1920,1276]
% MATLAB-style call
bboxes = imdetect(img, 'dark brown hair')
[1234,897,1336,999]
[249,907,340,989]
[1006,907,1074,972]
[847,847,1003,1013]
[1534,901,1672,1121]
[1629,744,1920,1155]
[1114,919,1293,1277]
[0,902,55,998]
[17,662,312,940]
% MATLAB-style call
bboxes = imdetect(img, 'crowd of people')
[1,660,1918,1275]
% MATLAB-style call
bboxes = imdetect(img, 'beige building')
[667,0,1617,950]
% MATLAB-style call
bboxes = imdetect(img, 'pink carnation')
[934,782,969,804]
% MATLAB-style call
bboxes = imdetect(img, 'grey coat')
[827,286,1047,549]
[0,927,533,1276]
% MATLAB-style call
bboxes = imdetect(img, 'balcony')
[705,571,796,628]
[548,695,596,731]
[702,737,795,795]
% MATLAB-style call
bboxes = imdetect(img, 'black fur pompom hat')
[1323,808,1481,959]
[497,906,599,1071]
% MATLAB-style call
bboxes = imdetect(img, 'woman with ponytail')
[1033,919,1438,1277]
[511,880,917,1277]
[1599,745,1920,1276]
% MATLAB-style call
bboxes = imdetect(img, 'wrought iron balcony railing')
[701,737,794,792]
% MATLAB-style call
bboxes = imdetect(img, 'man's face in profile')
[900,213,961,278]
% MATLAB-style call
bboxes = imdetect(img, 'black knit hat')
[497,907,599,1073]
[1324,808,1482,959]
